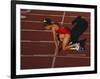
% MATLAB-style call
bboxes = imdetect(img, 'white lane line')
[21,29,52,32]
[51,46,58,68]
[21,20,72,25]
[21,54,89,58]
[51,11,66,68]
[21,13,90,18]
[21,40,90,45]
[21,55,54,57]
[21,10,31,13]
[26,13,62,17]
[21,15,27,19]
[21,40,55,43]
[21,29,90,35]
[61,11,66,25]
[21,20,41,23]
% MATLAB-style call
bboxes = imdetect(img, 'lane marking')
[21,54,90,58]
[26,13,62,17]
[21,13,90,18]
[21,20,41,23]
[61,11,66,25]
[21,20,72,25]
[21,10,31,13]
[21,29,90,35]
[21,40,90,46]
[21,29,52,32]
[50,12,66,67]
[21,40,55,43]
[21,20,90,24]
[51,46,58,68]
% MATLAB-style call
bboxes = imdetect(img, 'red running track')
[21,9,90,69]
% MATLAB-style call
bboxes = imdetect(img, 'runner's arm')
[52,27,59,48]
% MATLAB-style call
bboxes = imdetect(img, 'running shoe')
[74,43,80,51]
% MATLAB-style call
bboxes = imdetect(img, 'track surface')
[21,9,90,69]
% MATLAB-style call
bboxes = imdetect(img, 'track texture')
[21,9,90,69]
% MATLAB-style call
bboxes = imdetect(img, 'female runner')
[43,18,77,51]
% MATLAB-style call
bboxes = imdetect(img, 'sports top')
[56,27,72,35]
